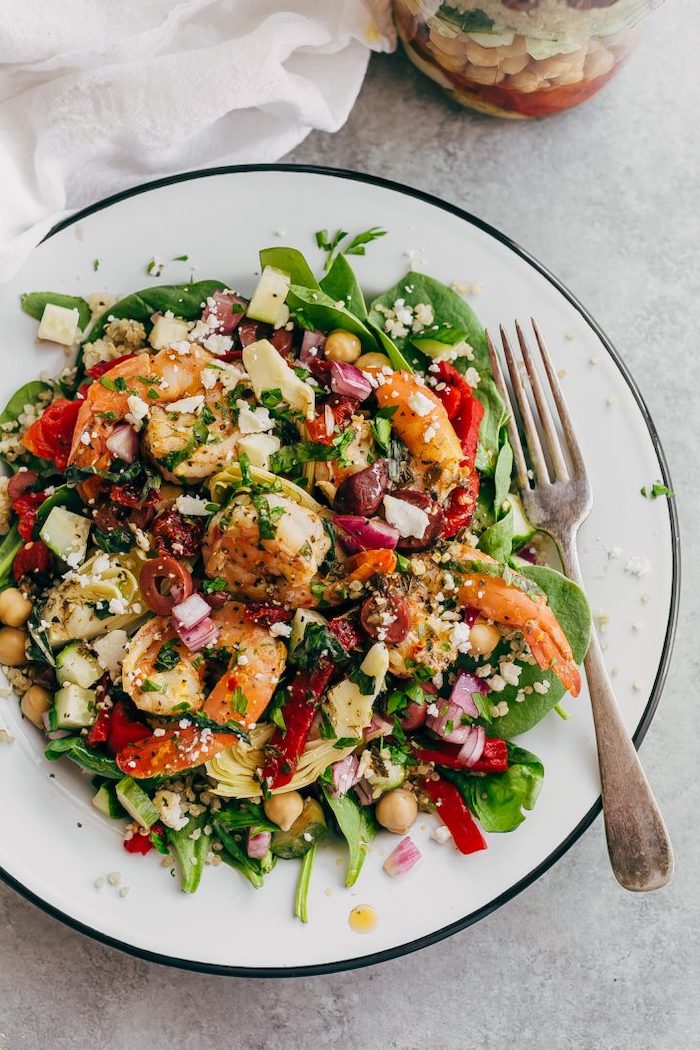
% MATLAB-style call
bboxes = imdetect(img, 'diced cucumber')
[247,265,291,325]
[508,492,537,549]
[54,682,97,729]
[92,783,125,819]
[411,324,472,361]
[56,641,102,689]
[289,608,327,657]
[39,506,91,565]
[364,749,406,796]
[115,777,159,829]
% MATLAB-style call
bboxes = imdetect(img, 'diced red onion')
[518,545,539,564]
[334,515,399,553]
[449,672,482,719]
[329,361,372,402]
[105,424,137,464]
[426,700,473,744]
[175,616,220,652]
[354,778,373,806]
[300,329,326,363]
[383,836,422,877]
[203,290,247,334]
[246,829,271,859]
[172,593,211,630]
[332,754,359,797]
[363,714,392,742]
[458,725,486,768]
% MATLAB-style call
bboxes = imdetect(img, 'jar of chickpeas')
[393,0,663,118]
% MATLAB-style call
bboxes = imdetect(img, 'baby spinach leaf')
[21,292,91,332]
[442,743,543,833]
[493,440,514,517]
[214,801,277,834]
[367,321,415,373]
[168,813,212,894]
[322,786,377,887]
[369,271,488,367]
[0,525,22,587]
[287,285,377,349]
[490,563,592,738]
[477,506,514,564]
[259,246,320,290]
[319,253,368,320]
[84,280,225,344]
[473,374,509,476]
[45,738,121,779]
[213,822,271,889]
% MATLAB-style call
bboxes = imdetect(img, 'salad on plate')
[0,232,591,920]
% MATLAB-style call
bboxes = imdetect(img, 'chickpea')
[469,620,501,659]
[356,352,391,370]
[264,790,304,832]
[0,626,28,666]
[20,685,52,729]
[376,788,418,835]
[324,329,362,365]
[0,587,32,627]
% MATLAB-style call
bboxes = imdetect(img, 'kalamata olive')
[399,680,435,731]
[566,0,615,7]
[7,471,39,502]
[139,556,193,616]
[360,590,411,644]
[335,459,389,516]
[502,0,539,9]
[390,489,445,552]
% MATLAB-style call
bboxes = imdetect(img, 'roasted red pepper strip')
[434,361,484,467]
[415,737,509,774]
[12,490,47,541]
[423,776,487,855]
[106,701,152,755]
[261,665,334,789]
[123,822,165,855]
[22,398,82,472]
[442,471,480,539]
[86,707,111,747]
[12,540,52,583]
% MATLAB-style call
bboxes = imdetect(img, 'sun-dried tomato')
[244,604,292,630]
[12,490,47,541]
[152,508,204,558]
[12,540,53,583]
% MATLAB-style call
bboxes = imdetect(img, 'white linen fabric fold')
[0,0,395,282]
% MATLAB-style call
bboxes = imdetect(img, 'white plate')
[0,167,679,975]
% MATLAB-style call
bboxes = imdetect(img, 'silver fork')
[487,320,674,892]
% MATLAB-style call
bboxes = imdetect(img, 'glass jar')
[394,1,662,118]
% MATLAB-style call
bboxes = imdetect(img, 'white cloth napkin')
[0,0,395,283]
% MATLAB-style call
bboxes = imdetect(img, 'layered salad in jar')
[394,0,660,117]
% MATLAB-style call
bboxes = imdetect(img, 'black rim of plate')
[0,164,681,979]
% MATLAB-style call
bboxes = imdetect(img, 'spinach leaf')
[319,254,368,320]
[45,738,121,779]
[369,271,488,367]
[167,813,212,894]
[322,786,377,887]
[213,823,272,889]
[93,527,135,554]
[294,842,316,923]
[490,563,592,738]
[26,606,56,667]
[286,285,377,349]
[0,380,54,472]
[33,486,84,534]
[21,291,91,332]
[442,743,543,833]
[84,280,225,344]
[259,246,320,290]
[473,374,509,476]
[0,525,22,588]
[367,320,415,373]
[215,801,277,834]
[477,507,514,564]
[493,440,514,517]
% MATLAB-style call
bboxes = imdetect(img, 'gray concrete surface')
[1,2,698,1047]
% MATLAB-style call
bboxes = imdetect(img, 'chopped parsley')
[640,481,674,499]
[93,527,135,554]
[348,666,375,696]
[202,576,227,594]
[154,640,180,672]
[142,679,167,694]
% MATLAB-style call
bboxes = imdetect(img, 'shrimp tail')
[523,619,582,697]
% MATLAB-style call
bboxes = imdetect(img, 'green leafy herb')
[93,526,135,554]
[154,640,180,672]
[0,525,23,589]
[640,481,674,499]
[493,441,514,517]
[269,438,345,475]
[292,622,347,672]
[345,226,387,257]
[251,492,286,540]
[348,666,375,696]
[201,576,227,594]
[141,679,167,694]
[21,291,91,332]
[230,687,248,716]
[172,254,189,262]
[334,737,362,749]
[370,405,398,451]
[92,259,100,272]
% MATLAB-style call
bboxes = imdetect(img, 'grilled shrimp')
[203,490,336,607]
[374,370,463,498]
[386,589,459,679]
[68,346,248,486]
[122,603,286,722]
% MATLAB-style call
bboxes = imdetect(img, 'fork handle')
[557,532,674,891]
